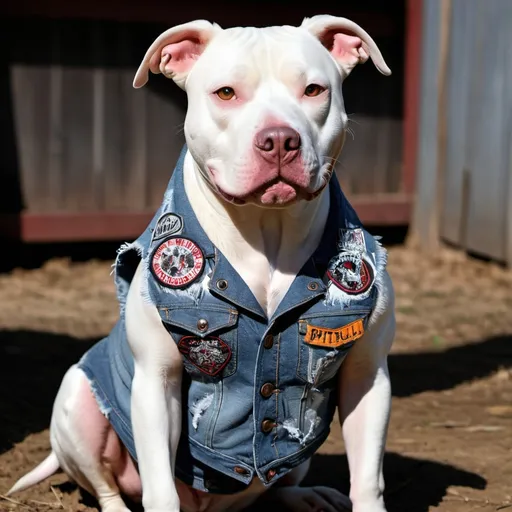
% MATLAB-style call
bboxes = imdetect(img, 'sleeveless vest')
[78,146,387,494]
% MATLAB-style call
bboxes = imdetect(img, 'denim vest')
[79,146,387,494]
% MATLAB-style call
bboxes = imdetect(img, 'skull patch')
[325,228,375,296]
[178,336,231,377]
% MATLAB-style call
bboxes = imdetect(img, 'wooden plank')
[0,195,412,242]
[48,65,64,209]
[91,22,105,209]
[1,211,155,242]
[351,194,411,225]
[338,116,377,195]
[507,124,512,267]
[102,70,124,210]
[145,76,187,209]
[11,66,52,212]
[464,1,509,261]
[386,119,403,194]
[120,69,147,210]
[432,0,452,248]
[102,24,127,211]
[61,68,95,210]
[374,118,403,194]
[47,28,64,209]
[372,118,391,194]
[339,116,402,196]
[506,1,512,267]
[4,3,397,36]
[408,0,449,249]
[402,0,423,195]
[439,0,475,245]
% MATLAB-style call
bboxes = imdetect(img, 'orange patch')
[304,319,364,348]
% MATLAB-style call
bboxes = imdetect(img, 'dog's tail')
[7,451,60,495]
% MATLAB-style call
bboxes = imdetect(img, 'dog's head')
[134,15,391,208]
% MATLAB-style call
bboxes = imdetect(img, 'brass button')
[307,281,319,291]
[266,469,277,480]
[234,466,249,475]
[216,279,228,290]
[260,383,276,398]
[261,419,276,433]
[197,318,208,331]
[263,335,274,349]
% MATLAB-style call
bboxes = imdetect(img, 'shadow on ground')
[304,452,485,512]
[389,334,512,397]
[0,328,501,510]
[0,329,510,455]
[0,330,96,454]
[57,452,486,512]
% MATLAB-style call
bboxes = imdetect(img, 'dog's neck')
[183,152,330,317]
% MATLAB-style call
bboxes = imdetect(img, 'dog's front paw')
[145,509,180,512]
[351,498,387,512]
[269,486,352,511]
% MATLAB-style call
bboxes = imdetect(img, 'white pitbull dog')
[9,15,395,512]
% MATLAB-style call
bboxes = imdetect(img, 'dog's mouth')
[216,177,328,207]
[216,189,248,205]
[207,159,333,208]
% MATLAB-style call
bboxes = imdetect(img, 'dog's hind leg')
[50,365,132,512]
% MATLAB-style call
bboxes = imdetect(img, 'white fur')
[8,15,394,512]
[339,271,395,512]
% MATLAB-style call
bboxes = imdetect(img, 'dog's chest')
[221,253,306,318]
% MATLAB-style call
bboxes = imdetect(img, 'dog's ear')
[301,15,391,77]
[133,20,222,89]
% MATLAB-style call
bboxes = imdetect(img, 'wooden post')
[432,0,452,248]
[407,0,452,251]
[506,123,512,267]
[402,0,423,198]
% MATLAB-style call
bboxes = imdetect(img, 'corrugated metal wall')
[441,0,512,263]
[6,17,404,216]
[414,0,512,265]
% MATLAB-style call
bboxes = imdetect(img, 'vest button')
[261,419,276,433]
[263,335,274,349]
[307,281,319,291]
[266,469,277,480]
[234,466,249,475]
[216,279,228,290]
[260,383,276,398]
[197,318,208,331]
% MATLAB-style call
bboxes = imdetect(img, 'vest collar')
[166,146,363,321]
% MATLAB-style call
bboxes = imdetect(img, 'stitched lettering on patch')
[304,319,364,348]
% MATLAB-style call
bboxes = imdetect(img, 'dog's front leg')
[125,264,183,512]
[338,272,396,512]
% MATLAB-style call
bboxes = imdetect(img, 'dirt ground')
[0,242,510,512]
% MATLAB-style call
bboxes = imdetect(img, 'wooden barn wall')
[1,5,406,238]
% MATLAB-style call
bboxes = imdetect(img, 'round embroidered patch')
[326,253,374,295]
[178,336,231,376]
[150,237,204,288]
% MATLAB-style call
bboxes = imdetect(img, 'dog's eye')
[304,84,326,97]
[215,87,236,101]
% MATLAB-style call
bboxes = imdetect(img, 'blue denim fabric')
[79,145,385,494]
